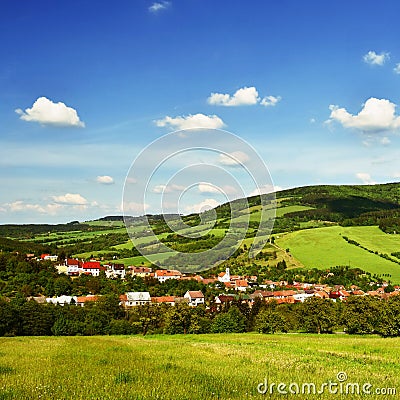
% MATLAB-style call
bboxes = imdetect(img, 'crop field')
[275,226,400,282]
[0,334,397,400]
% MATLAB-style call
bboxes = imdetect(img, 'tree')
[377,297,400,337]
[255,307,288,334]
[342,296,381,334]
[299,297,337,334]
[211,306,246,333]
[164,303,192,334]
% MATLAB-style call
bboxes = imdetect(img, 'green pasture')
[0,334,397,400]
[275,226,400,282]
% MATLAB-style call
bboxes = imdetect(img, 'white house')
[106,263,126,279]
[184,291,205,307]
[46,295,77,306]
[154,269,182,283]
[124,292,151,307]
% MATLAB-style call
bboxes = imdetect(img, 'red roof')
[82,261,102,269]
[76,295,99,303]
[151,296,175,303]
[66,258,81,266]
[41,254,50,259]
[155,269,182,277]
[235,280,248,287]
[187,291,204,298]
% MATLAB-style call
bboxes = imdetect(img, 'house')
[41,254,58,262]
[123,292,151,307]
[129,266,152,277]
[218,268,231,283]
[235,279,248,292]
[184,291,205,307]
[151,296,175,306]
[293,291,314,303]
[82,261,106,277]
[154,269,182,283]
[251,290,274,300]
[46,295,77,306]
[66,258,82,276]
[76,295,99,307]
[106,263,126,279]
[214,294,236,304]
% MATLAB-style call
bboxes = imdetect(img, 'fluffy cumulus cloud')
[6,201,62,215]
[327,97,400,133]
[15,97,85,127]
[96,175,114,185]
[184,198,220,214]
[218,151,249,166]
[149,1,170,12]
[394,63,400,74]
[356,173,376,185]
[260,95,282,107]
[155,113,225,130]
[208,86,259,106]
[363,51,390,66]
[52,193,88,205]
[208,86,281,108]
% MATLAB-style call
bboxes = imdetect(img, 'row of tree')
[1,295,399,337]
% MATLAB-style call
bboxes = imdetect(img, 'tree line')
[1,294,399,337]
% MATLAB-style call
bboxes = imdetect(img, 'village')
[32,256,400,308]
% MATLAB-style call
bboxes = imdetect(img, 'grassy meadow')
[0,334,398,400]
[275,226,400,282]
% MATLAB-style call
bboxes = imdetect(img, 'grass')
[275,226,400,282]
[0,334,397,399]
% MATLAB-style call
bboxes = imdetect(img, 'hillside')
[1,182,400,282]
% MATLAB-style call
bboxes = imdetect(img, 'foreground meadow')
[0,334,398,399]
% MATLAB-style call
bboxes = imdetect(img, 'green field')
[275,226,400,282]
[0,334,397,399]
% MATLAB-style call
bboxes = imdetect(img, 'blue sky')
[1,0,400,223]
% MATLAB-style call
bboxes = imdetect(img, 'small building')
[76,295,99,307]
[184,291,205,307]
[106,263,126,279]
[46,295,77,306]
[235,279,248,292]
[129,266,153,277]
[154,269,182,283]
[123,292,151,307]
[151,296,175,306]
[66,258,82,276]
[82,261,106,277]
[41,254,58,262]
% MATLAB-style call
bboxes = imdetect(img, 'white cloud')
[52,193,88,205]
[260,95,282,107]
[6,201,63,215]
[184,198,220,214]
[155,113,225,130]
[198,182,237,195]
[15,97,85,127]
[327,97,400,133]
[356,172,376,185]
[208,86,282,108]
[218,151,249,166]
[149,1,170,13]
[380,137,391,145]
[125,177,137,185]
[153,184,186,193]
[208,86,260,106]
[248,184,282,196]
[96,175,114,185]
[394,63,400,74]
[363,51,389,66]
[198,182,221,194]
